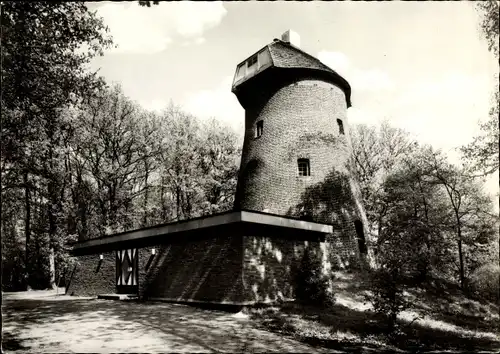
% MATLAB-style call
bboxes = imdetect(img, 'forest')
[1,1,498,313]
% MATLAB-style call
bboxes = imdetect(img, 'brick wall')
[68,234,245,303]
[235,77,369,269]
[242,235,321,303]
[66,251,115,296]
[140,235,244,304]
[68,230,341,305]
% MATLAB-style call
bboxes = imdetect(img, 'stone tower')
[232,30,370,267]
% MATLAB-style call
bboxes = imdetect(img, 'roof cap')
[281,30,300,48]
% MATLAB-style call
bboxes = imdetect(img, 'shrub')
[468,263,500,301]
[367,267,411,340]
[292,247,335,308]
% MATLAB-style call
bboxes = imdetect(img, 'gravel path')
[2,290,327,353]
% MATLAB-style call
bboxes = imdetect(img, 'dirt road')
[2,290,327,353]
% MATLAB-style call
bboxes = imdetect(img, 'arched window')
[337,119,345,135]
[354,220,367,254]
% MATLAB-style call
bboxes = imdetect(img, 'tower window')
[255,120,263,138]
[337,119,345,135]
[247,55,258,68]
[354,220,367,254]
[297,159,310,176]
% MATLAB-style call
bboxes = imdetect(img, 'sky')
[86,1,498,199]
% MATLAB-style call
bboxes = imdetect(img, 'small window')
[337,119,345,135]
[247,55,258,68]
[354,220,367,254]
[297,159,310,176]
[234,64,246,82]
[255,120,263,138]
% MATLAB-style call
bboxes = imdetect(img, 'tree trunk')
[441,179,466,291]
[74,172,89,241]
[48,193,57,290]
[456,223,465,289]
[109,184,116,230]
[80,198,88,241]
[142,167,149,227]
[24,172,31,290]
[176,185,181,221]
[160,176,166,221]
[48,246,56,290]
[97,182,107,237]
[47,144,57,290]
[417,177,431,282]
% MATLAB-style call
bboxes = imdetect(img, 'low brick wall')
[68,234,245,304]
[140,235,244,304]
[66,251,115,296]
[67,223,335,305]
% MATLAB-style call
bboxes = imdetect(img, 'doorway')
[354,220,367,255]
[116,248,138,294]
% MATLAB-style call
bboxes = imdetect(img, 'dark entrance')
[116,248,138,294]
[354,220,367,254]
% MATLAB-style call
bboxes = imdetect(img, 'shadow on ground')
[2,331,28,351]
[3,282,499,353]
[1,291,325,353]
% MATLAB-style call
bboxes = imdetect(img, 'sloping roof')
[233,39,352,107]
[268,40,352,107]
[268,39,334,72]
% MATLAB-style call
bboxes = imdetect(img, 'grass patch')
[248,273,500,353]
[249,303,396,352]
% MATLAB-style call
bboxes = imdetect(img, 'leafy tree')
[143,106,240,225]
[476,0,499,60]
[198,118,241,215]
[1,1,112,288]
[462,1,499,176]
[70,85,163,236]
[429,155,497,289]
[350,122,416,237]
[1,2,243,291]
[352,121,498,287]
[464,1,499,303]
[377,147,454,282]
[353,125,498,332]
[461,89,499,176]
[1,1,112,172]
[1,187,26,291]
[136,111,164,227]
[365,145,496,337]
[156,104,205,221]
